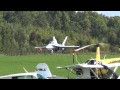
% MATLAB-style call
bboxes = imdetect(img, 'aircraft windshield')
[12,75,36,79]
[49,41,54,44]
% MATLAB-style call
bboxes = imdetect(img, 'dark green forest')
[0,11,120,55]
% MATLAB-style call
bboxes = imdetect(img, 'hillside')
[0,11,120,55]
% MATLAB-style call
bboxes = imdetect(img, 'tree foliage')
[0,11,120,55]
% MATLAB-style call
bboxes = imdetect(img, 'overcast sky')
[96,11,120,17]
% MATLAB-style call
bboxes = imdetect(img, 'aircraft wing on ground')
[57,63,120,69]
[57,64,103,69]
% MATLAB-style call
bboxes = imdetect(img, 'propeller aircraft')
[57,43,120,79]
[0,63,66,79]
[73,43,120,64]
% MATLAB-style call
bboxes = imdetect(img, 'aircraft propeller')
[73,43,107,53]
[72,43,108,64]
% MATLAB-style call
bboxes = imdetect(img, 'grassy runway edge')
[0,53,120,78]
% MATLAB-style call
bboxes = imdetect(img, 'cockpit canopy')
[85,59,102,65]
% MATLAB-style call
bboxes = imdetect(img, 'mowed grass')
[0,54,75,78]
[0,53,120,78]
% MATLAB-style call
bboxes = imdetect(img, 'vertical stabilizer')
[96,45,100,61]
[35,63,52,79]
[95,45,100,76]
[53,36,58,44]
[62,36,68,45]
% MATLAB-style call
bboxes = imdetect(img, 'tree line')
[0,11,120,55]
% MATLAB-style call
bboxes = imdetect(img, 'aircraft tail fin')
[96,45,100,61]
[62,36,68,45]
[53,36,58,44]
[35,63,52,79]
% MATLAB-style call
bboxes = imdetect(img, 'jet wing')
[52,45,80,48]
[34,46,46,49]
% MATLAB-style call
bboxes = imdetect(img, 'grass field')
[0,53,120,78]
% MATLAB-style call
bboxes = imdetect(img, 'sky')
[96,11,120,17]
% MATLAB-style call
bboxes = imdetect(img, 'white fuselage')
[0,72,38,79]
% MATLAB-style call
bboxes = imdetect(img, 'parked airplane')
[35,36,80,53]
[57,62,120,79]
[0,63,66,79]
[0,72,39,79]
[72,43,120,64]
[35,63,66,79]
[57,43,120,79]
